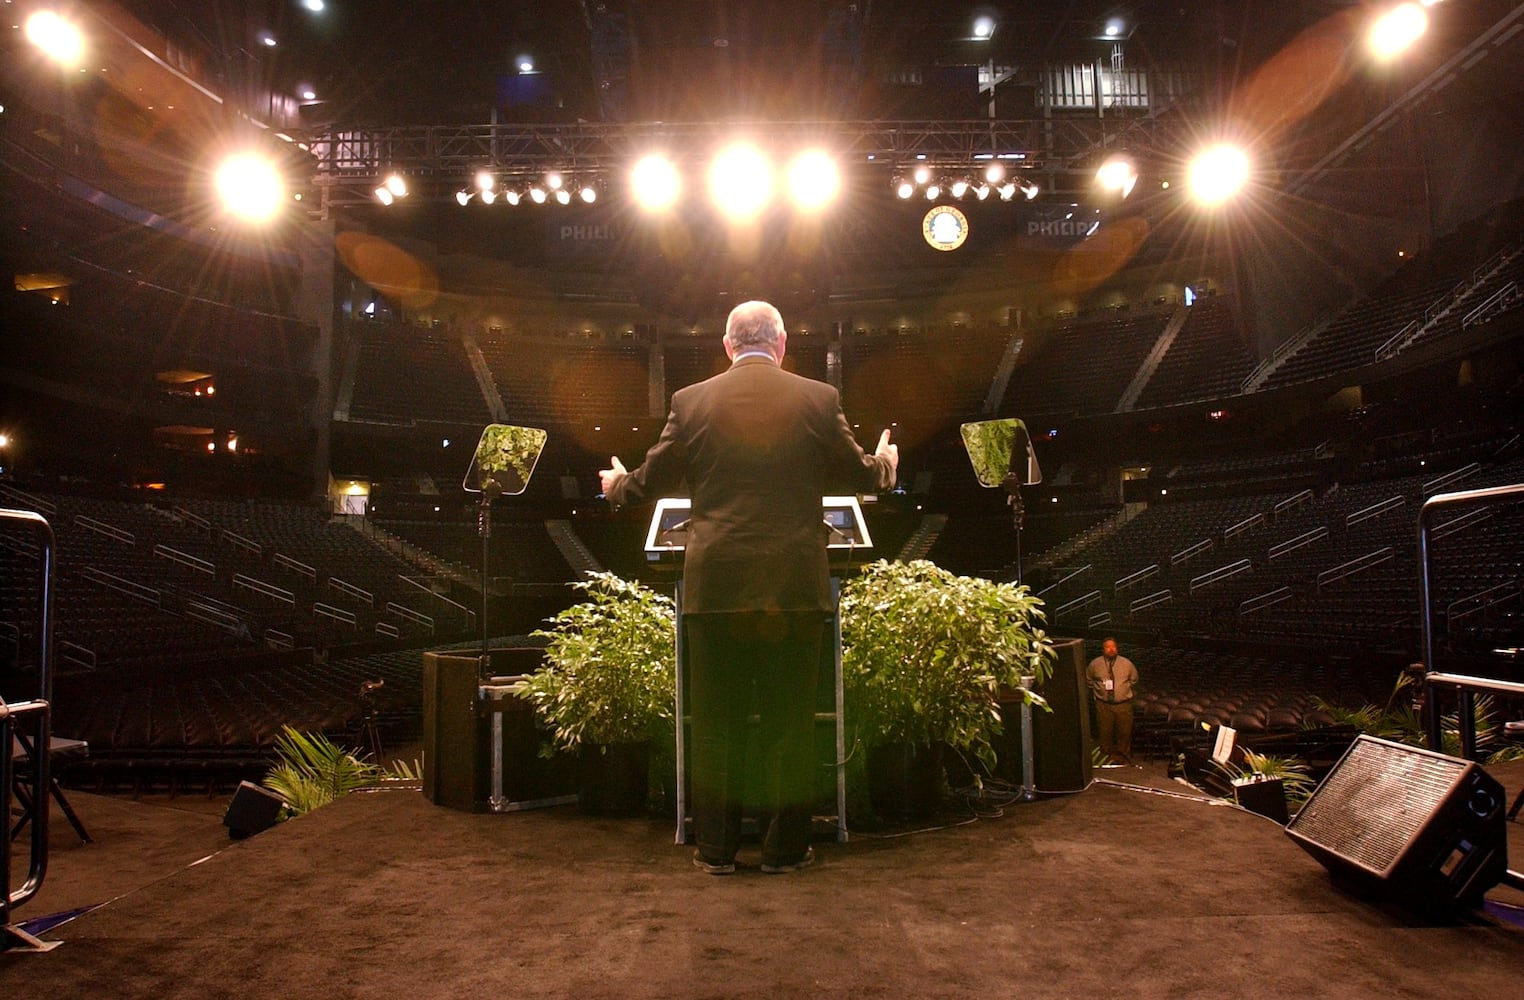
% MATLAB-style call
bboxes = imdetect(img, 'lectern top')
[643,496,873,554]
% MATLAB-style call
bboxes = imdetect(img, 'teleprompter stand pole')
[1003,473,1025,586]
[477,492,492,665]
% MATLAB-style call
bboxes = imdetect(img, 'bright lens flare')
[25,11,85,67]
[1096,157,1138,197]
[214,153,286,223]
[631,155,681,213]
[786,150,840,210]
[1368,3,1429,62]
[709,144,772,221]
[1187,144,1251,207]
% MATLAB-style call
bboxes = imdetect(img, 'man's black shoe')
[692,852,736,875]
[760,847,815,875]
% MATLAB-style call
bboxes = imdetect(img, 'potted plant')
[840,560,1055,820]
[519,573,676,814]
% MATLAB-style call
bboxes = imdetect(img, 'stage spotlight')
[579,184,597,204]
[504,189,521,206]
[529,185,548,204]
[709,143,772,221]
[950,179,970,199]
[1020,180,1040,200]
[1096,156,1138,198]
[894,177,915,199]
[984,162,1006,185]
[912,163,932,185]
[214,153,286,223]
[383,174,408,198]
[455,190,472,206]
[973,15,996,40]
[475,170,495,193]
[632,154,681,212]
[1369,3,1428,61]
[998,182,1017,201]
[786,150,840,210]
[546,172,564,191]
[554,188,571,205]
[303,0,326,11]
[1187,143,1250,206]
[481,188,497,205]
[974,183,991,201]
[924,183,941,200]
[25,10,85,67]
[374,186,394,206]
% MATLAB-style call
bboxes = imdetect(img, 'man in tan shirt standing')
[1086,637,1139,765]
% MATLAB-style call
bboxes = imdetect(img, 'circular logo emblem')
[922,205,969,251]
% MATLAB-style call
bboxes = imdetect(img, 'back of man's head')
[725,300,784,354]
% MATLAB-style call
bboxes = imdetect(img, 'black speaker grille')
[1288,737,1468,876]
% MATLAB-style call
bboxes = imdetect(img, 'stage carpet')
[5,764,1524,999]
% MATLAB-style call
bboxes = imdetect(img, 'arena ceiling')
[107,1,1395,125]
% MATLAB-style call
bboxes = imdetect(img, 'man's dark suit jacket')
[607,354,895,614]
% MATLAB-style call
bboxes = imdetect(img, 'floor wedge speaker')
[1285,735,1508,913]
[223,780,285,840]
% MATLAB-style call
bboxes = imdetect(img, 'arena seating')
[999,310,1171,418]
[1132,297,1257,409]
[347,321,492,425]
[1259,219,1524,390]
[477,333,650,425]
[840,325,1010,428]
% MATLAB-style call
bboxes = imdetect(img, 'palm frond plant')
[1309,671,1520,763]
[262,726,382,818]
[1239,748,1317,811]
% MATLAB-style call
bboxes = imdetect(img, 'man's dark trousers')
[684,611,825,867]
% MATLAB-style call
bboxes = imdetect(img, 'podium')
[645,497,872,844]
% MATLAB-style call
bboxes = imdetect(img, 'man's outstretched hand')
[599,456,628,496]
[875,429,899,479]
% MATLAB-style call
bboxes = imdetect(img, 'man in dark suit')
[600,300,897,874]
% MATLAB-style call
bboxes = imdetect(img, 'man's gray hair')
[725,300,784,352]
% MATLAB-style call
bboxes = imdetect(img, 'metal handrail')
[1,508,56,937]
[1445,580,1519,626]
[1316,547,1393,589]
[1113,564,1159,594]
[1345,495,1404,527]
[1418,481,1524,757]
[1036,563,1091,598]
[1129,589,1172,613]
[153,544,215,576]
[1423,462,1480,495]
[1190,558,1252,592]
[1170,538,1213,566]
[1461,280,1519,330]
[1054,590,1102,618]
[328,577,374,605]
[1268,526,1328,562]
[1239,586,1293,615]
[1223,512,1265,540]
[1273,489,1314,514]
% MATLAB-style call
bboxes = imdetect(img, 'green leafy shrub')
[840,560,1055,772]
[519,573,677,751]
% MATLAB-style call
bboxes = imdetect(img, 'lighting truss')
[289,116,1199,215]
